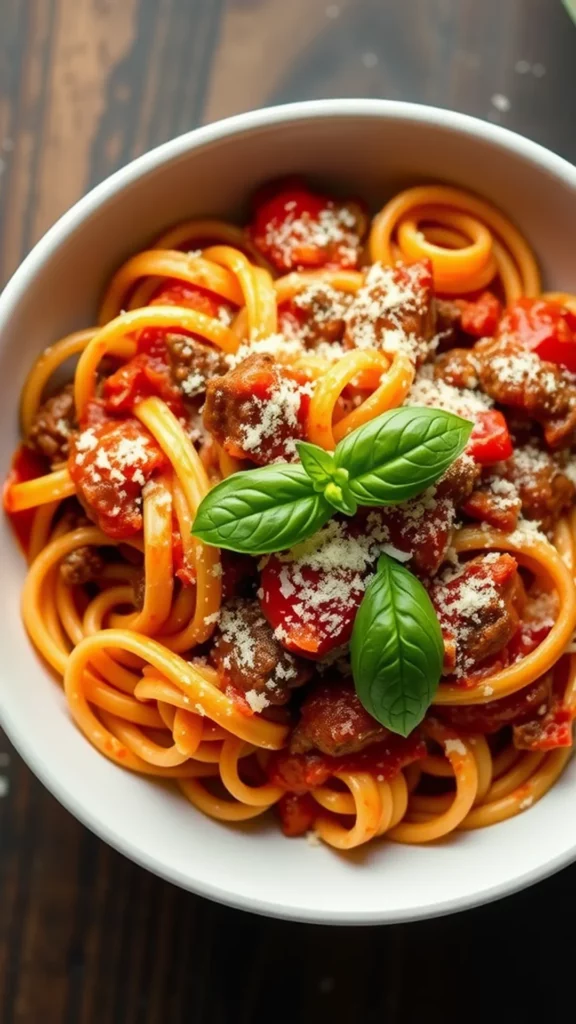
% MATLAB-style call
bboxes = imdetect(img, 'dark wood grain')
[1,1,576,1021]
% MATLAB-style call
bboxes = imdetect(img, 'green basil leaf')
[192,464,332,554]
[351,553,443,736]
[323,481,358,516]
[334,406,473,506]
[296,441,336,491]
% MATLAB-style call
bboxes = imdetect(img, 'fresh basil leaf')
[296,441,336,491]
[334,406,472,506]
[351,553,443,736]
[192,464,332,554]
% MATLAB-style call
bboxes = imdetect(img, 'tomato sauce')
[3,445,49,554]
[268,732,426,793]
[277,792,317,837]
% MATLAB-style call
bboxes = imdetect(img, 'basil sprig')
[192,407,471,554]
[351,554,444,736]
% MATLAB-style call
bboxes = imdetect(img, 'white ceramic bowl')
[2,99,576,925]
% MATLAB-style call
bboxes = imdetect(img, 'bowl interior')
[1,103,576,923]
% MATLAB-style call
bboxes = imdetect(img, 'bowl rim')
[2,97,576,925]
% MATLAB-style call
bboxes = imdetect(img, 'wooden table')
[1,1,576,1020]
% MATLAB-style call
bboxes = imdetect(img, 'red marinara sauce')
[103,280,234,419]
[268,732,427,795]
[3,445,49,554]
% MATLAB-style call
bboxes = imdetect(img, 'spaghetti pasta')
[4,175,576,852]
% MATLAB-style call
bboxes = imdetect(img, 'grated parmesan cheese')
[244,689,270,713]
[433,555,507,677]
[240,376,310,461]
[407,363,492,417]
[218,605,258,669]
[272,515,391,640]
[490,351,557,397]
[444,738,467,756]
[230,334,305,366]
[506,518,547,547]
[180,371,206,397]
[266,203,360,268]
[344,261,432,364]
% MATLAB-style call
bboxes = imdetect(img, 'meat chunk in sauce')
[60,545,105,585]
[290,678,388,756]
[505,443,575,532]
[68,419,167,539]
[27,383,77,464]
[474,337,576,449]
[278,283,352,348]
[344,259,435,366]
[434,453,480,507]
[461,474,522,532]
[165,333,230,399]
[203,353,309,465]
[437,676,551,735]
[513,687,572,751]
[372,494,457,577]
[211,599,312,706]
[56,503,106,585]
[429,554,521,677]
[433,347,481,390]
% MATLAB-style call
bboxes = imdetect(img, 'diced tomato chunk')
[467,410,513,465]
[459,291,502,337]
[277,792,318,837]
[499,298,576,373]
[103,352,187,419]
[150,279,231,319]
[260,554,363,658]
[505,623,551,663]
[138,280,235,354]
[249,176,365,273]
